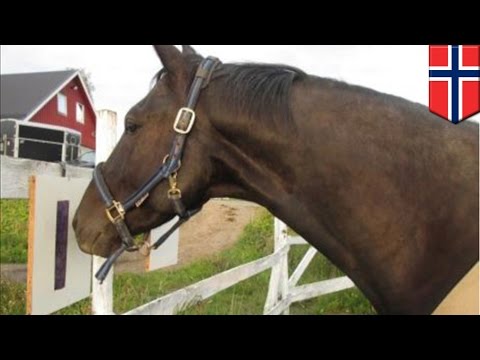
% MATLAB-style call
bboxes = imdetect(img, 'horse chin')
[91,237,123,258]
[76,228,122,258]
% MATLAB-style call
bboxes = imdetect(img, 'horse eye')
[125,122,140,134]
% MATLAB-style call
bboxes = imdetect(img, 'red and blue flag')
[429,45,480,124]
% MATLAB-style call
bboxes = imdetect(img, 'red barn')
[0,70,97,152]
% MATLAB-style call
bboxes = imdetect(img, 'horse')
[73,45,479,315]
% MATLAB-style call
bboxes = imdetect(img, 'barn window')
[76,103,85,124]
[57,93,68,116]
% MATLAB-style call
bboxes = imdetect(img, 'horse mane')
[216,63,307,123]
[154,60,307,124]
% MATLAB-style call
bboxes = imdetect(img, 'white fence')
[121,218,355,315]
[0,155,92,199]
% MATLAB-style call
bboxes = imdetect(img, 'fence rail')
[0,155,92,199]
[11,136,82,149]
[125,247,289,315]
[122,219,356,316]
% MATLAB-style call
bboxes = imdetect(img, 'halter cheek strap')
[93,56,221,283]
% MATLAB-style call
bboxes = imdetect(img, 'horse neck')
[203,76,479,315]
[203,90,300,210]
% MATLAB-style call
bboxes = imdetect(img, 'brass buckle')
[105,201,126,224]
[173,108,196,135]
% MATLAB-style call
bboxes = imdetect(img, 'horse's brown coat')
[74,46,479,314]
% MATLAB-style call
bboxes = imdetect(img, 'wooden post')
[264,218,290,315]
[26,177,36,315]
[91,110,118,315]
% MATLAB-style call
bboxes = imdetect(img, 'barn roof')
[0,70,94,121]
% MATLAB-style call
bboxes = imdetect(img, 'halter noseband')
[93,56,221,283]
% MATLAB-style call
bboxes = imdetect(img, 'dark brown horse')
[73,45,479,315]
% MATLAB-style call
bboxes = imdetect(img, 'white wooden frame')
[91,110,118,315]
[120,218,355,316]
[264,219,355,315]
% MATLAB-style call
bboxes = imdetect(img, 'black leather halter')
[93,56,221,283]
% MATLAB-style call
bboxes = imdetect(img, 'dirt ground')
[116,199,260,273]
[1,199,261,282]
[176,199,260,266]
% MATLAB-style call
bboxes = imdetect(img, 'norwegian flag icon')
[429,45,480,124]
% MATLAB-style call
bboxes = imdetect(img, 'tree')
[67,68,95,101]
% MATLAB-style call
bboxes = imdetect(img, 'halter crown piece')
[93,57,222,283]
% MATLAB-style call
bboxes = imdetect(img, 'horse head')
[73,45,221,258]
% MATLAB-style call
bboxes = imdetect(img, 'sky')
[1,45,479,133]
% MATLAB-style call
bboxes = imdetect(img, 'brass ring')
[162,154,182,173]
[168,188,182,200]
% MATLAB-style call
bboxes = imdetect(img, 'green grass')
[0,200,29,263]
[0,279,27,315]
[179,216,375,315]
[0,207,375,315]
[287,245,375,315]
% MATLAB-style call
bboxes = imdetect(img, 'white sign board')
[27,175,92,315]
[147,218,179,272]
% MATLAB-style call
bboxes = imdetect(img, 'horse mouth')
[77,230,121,258]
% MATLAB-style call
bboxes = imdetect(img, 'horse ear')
[152,45,185,75]
[182,45,197,55]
